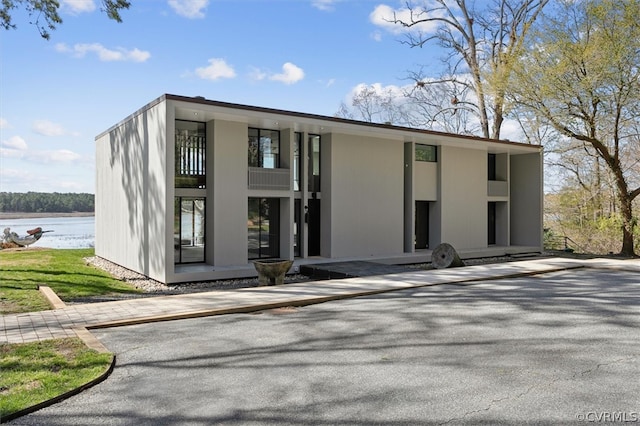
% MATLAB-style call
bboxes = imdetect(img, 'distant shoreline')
[0,212,95,220]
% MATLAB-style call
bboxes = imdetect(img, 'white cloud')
[61,0,96,14]
[0,168,92,193]
[25,149,82,164]
[0,118,9,129]
[33,120,66,137]
[270,62,305,85]
[127,48,152,62]
[49,149,82,162]
[347,82,406,100]
[248,67,267,82]
[1,136,28,158]
[55,43,151,62]
[195,58,236,81]
[326,78,336,87]
[370,4,442,35]
[2,135,28,151]
[0,135,83,165]
[312,0,338,11]
[169,0,209,18]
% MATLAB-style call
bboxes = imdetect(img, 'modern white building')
[95,94,543,284]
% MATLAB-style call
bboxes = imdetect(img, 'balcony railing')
[248,167,291,190]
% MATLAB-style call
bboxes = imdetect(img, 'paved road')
[10,268,640,425]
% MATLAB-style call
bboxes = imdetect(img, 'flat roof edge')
[96,93,542,151]
[164,94,540,150]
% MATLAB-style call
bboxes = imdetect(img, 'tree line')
[0,192,94,213]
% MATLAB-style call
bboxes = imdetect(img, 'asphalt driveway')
[10,268,640,425]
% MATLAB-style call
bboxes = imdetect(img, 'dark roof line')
[97,93,541,151]
[165,94,538,149]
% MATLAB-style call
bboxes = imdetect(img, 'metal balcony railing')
[248,167,291,190]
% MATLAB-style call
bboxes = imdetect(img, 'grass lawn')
[0,248,138,420]
[0,338,113,420]
[0,248,140,314]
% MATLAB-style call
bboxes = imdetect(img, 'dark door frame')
[415,201,430,250]
[307,199,321,256]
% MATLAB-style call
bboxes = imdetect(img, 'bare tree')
[388,0,548,139]
[402,66,480,134]
[335,84,414,126]
[336,76,490,135]
[513,0,640,255]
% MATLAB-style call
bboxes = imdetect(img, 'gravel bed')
[76,256,310,303]
[77,253,545,304]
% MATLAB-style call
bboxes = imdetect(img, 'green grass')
[0,338,113,419]
[0,249,130,420]
[0,248,140,314]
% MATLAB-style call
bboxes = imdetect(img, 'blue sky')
[0,0,445,194]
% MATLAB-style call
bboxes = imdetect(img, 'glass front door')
[248,198,280,259]
[174,198,205,264]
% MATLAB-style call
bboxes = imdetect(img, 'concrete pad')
[11,267,640,425]
[0,257,597,345]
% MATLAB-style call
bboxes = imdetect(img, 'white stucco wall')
[510,153,543,247]
[439,145,487,249]
[414,161,438,201]
[95,101,167,282]
[324,133,404,257]
[212,120,250,266]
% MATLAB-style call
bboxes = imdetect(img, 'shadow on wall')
[108,108,166,279]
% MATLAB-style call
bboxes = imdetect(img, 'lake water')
[0,216,95,249]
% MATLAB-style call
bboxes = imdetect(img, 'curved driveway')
[10,268,640,425]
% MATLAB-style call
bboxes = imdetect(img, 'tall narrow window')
[248,198,280,259]
[174,197,205,264]
[294,132,302,191]
[248,128,280,168]
[488,202,497,245]
[488,153,497,181]
[308,134,321,192]
[294,199,301,257]
[175,120,206,188]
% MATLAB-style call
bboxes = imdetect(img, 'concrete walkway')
[2,256,639,351]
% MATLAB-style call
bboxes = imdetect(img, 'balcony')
[248,167,291,191]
